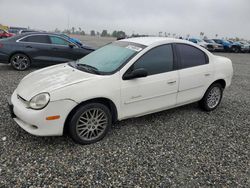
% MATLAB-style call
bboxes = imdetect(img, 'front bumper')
[214,46,224,52]
[9,90,77,136]
[0,52,9,64]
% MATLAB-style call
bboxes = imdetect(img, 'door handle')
[204,73,211,77]
[26,46,32,48]
[167,80,176,84]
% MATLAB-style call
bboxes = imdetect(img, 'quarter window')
[176,44,207,69]
[50,36,70,46]
[130,44,174,76]
[20,35,50,44]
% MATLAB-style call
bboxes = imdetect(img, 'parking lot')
[0,37,249,186]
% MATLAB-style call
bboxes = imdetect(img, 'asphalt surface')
[0,52,249,187]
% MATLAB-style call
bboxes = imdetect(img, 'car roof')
[121,37,186,46]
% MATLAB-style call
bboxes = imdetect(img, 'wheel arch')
[201,79,226,99]
[8,51,33,63]
[63,97,118,135]
[211,79,226,89]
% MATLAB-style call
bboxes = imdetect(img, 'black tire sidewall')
[10,53,31,71]
[69,103,112,145]
[200,83,223,111]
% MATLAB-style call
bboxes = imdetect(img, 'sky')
[0,0,250,39]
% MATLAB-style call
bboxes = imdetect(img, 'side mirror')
[123,68,148,80]
[69,43,75,48]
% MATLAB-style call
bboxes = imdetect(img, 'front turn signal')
[46,115,60,120]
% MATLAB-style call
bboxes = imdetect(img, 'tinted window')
[189,39,197,43]
[131,45,173,76]
[50,36,70,45]
[176,44,207,69]
[21,35,50,44]
[213,39,222,44]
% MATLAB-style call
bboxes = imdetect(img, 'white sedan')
[8,37,233,144]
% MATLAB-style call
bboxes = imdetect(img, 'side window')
[176,44,207,69]
[0,30,4,34]
[50,36,70,46]
[130,44,174,76]
[189,39,197,43]
[214,40,222,44]
[20,35,50,44]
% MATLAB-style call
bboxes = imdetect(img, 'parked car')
[212,39,233,52]
[59,34,84,46]
[8,37,233,144]
[18,29,42,34]
[8,27,28,34]
[0,29,15,38]
[227,40,243,53]
[188,38,211,50]
[0,32,94,70]
[238,41,250,52]
[204,39,224,52]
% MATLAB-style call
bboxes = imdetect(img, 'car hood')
[16,63,97,100]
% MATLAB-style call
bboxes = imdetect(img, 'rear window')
[20,35,50,44]
[176,44,208,69]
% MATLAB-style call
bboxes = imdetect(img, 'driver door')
[120,44,179,119]
[48,35,84,62]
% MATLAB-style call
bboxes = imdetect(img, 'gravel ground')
[0,52,249,187]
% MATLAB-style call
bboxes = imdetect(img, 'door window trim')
[16,34,79,48]
[123,43,177,79]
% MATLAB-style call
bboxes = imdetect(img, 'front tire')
[199,83,223,111]
[10,53,31,71]
[69,103,112,144]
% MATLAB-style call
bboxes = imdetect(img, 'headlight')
[29,93,50,110]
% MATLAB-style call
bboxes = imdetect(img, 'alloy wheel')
[206,86,221,109]
[76,108,108,141]
[11,54,30,70]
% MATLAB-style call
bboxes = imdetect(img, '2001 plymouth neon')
[8,37,233,144]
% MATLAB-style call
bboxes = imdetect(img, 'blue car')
[60,34,84,46]
[228,40,244,53]
[212,39,233,52]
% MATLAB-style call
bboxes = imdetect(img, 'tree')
[200,32,205,39]
[116,31,126,39]
[101,30,108,37]
[80,31,85,35]
[54,28,60,33]
[112,30,117,37]
[72,27,75,34]
[90,30,95,36]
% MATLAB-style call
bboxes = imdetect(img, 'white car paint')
[10,37,233,136]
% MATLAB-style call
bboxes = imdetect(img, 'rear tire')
[10,53,31,71]
[69,103,112,144]
[199,83,223,111]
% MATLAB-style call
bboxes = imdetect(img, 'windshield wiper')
[68,61,77,68]
[76,63,100,74]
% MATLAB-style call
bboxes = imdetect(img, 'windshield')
[76,41,144,74]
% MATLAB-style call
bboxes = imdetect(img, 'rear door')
[18,34,53,64]
[175,43,214,105]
